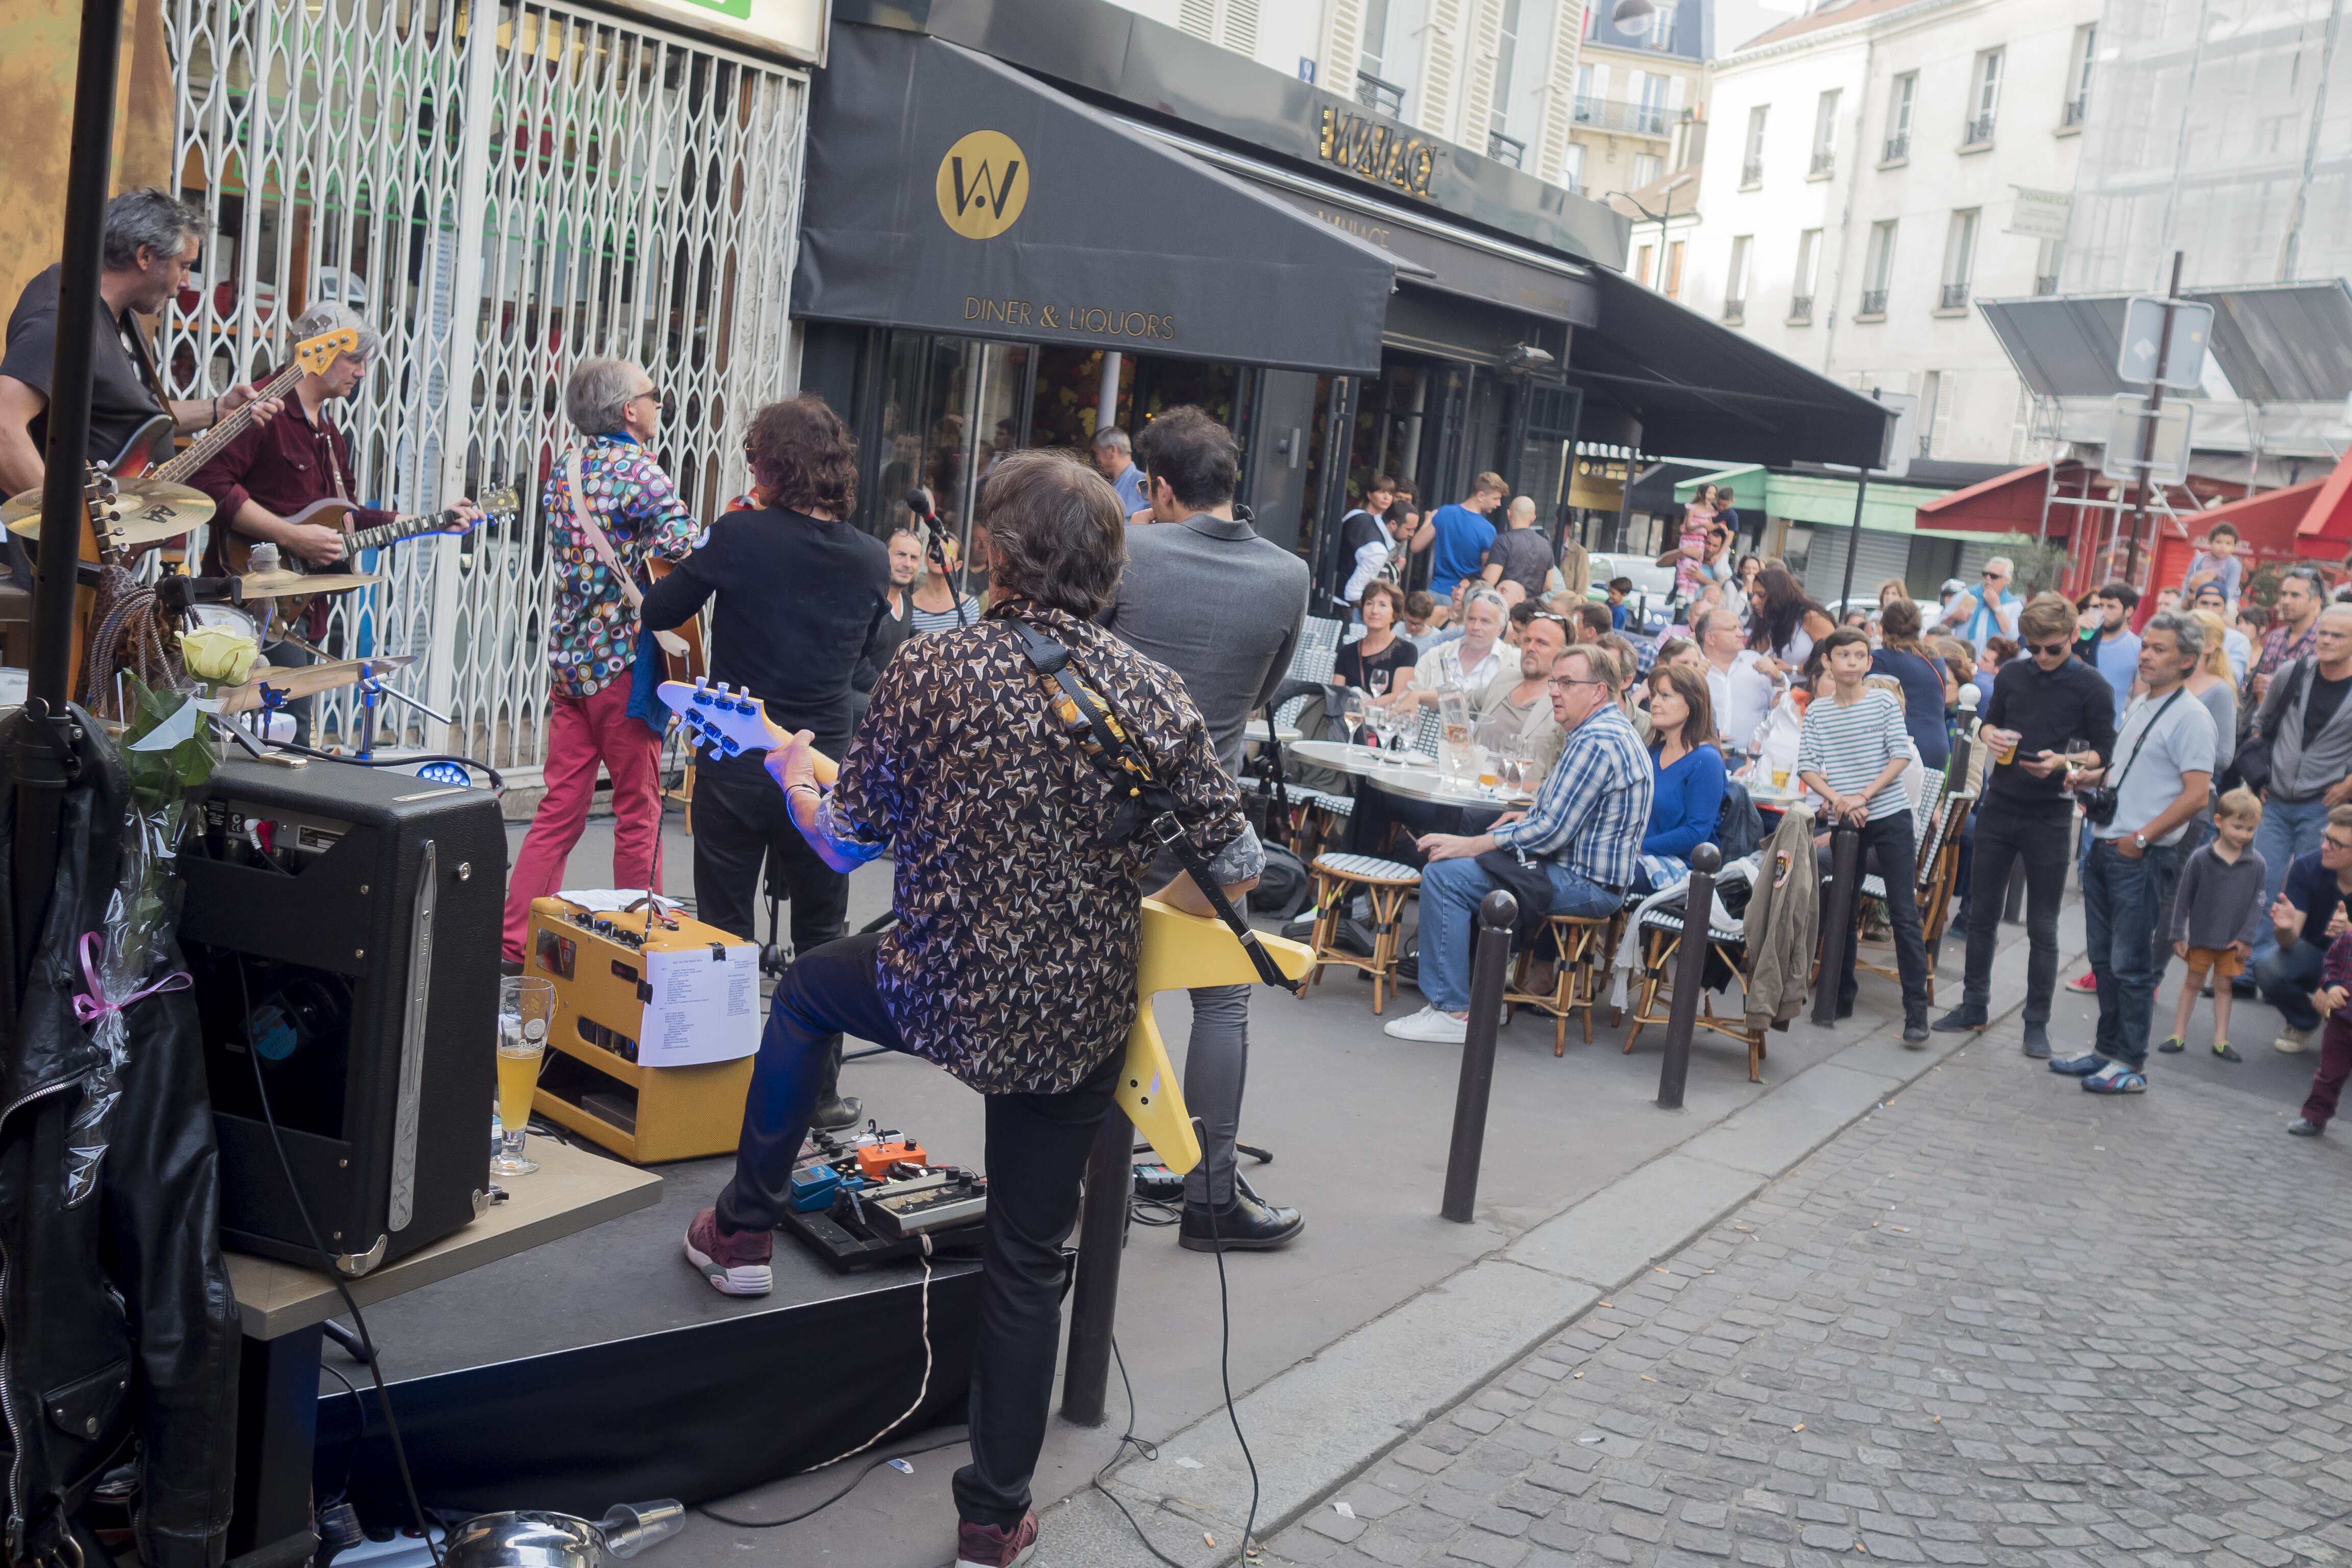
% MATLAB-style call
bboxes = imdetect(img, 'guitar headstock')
[477,483,521,522]
[83,465,124,562]
[654,679,838,783]
[656,679,787,760]
[291,326,361,377]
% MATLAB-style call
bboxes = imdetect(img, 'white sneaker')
[1384,1004,1469,1043]
[2277,1025,2315,1055]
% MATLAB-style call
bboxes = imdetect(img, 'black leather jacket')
[0,709,240,1568]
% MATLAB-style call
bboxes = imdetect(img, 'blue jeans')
[2081,837,2180,1069]
[1417,855,1622,1012]
[2251,794,2332,969]
[2256,938,2329,1032]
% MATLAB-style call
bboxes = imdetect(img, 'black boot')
[1180,1187,1304,1253]
[810,1035,862,1131]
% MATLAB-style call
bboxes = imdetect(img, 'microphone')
[904,488,934,520]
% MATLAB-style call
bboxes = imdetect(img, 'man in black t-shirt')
[0,190,278,512]
[643,393,889,1130]
[1481,495,1555,603]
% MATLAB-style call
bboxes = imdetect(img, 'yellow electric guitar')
[655,678,1311,1173]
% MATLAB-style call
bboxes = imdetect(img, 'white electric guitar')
[655,677,1312,1173]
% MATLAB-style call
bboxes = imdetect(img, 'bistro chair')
[1303,852,1420,1014]
[1624,883,1768,1083]
[1504,911,1624,1055]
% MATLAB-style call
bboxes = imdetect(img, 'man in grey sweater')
[1103,406,1311,1251]
[2248,606,2352,973]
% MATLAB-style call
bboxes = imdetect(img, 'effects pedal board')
[776,1124,988,1269]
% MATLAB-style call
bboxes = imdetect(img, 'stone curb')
[1040,927,2084,1568]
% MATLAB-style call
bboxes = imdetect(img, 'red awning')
[1915,462,2054,534]
[2296,447,2352,545]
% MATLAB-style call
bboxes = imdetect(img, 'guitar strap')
[567,448,689,658]
[1008,620,1300,995]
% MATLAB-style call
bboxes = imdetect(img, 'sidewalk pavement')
[1219,1011,2352,1568]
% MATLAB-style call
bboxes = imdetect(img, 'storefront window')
[867,332,1032,550]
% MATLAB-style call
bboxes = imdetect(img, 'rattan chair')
[1304,852,1421,1014]
[1504,911,1624,1055]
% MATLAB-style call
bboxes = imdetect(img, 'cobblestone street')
[1262,1024,2352,1568]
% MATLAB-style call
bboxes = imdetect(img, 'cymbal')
[236,569,390,599]
[4,477,215,542]
[211,655,416,716]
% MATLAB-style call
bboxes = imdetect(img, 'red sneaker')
[2066,970,2098,993]
[955,1511,1038,1567]
[684,1206,772,1296]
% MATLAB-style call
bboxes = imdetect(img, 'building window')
[1635,242,1654,289]
[1967,50,2001,143]
[1917,371,1941,457]
[1635,72,1669,135]
[1563,142,1586,195]
[1884,72,1915,162]
[1632,152,1663,186]
[1860,220,1896,316]
[1810,89,1840,176]
[1490,0,1523,139]
[1359,0,1391,79]
[2035,236,2064,295]
[1665,239,1685,300]
[1940,209,1978,309]
[1724,234,1751,323]
[1742,104,1768,186]
[1791,228,1821,322]
[2066,24,2095,125]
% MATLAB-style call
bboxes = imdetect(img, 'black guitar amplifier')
[179,758,505,1275]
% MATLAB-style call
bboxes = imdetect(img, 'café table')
[1245,718,1304,744]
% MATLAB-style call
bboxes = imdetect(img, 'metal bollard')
[1440,889,1518,1223]
[1656,843,1721,1111]
[1059,1101,1135,1426]
[1811,817,1863,1026]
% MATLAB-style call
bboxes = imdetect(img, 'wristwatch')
[2133,831,2149,850]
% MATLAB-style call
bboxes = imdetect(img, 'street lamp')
[1611,0,1660,37]
[1603,173,1692,290]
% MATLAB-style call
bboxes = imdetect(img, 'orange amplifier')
[524,896,762,1164]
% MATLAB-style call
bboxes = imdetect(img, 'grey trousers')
[1142,852,1254,1209]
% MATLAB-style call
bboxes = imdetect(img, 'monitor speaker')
[180,759,505,1275]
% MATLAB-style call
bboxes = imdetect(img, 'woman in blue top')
[1636,662,1729,893]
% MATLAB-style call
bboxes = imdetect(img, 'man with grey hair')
[501,354,699,964]
[1090,424,1146,519]
[1943,555,2021,655]
[0,188,281,562]
[187,301,479,741]
[2053,608,2215,1094]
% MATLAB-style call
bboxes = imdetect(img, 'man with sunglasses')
[1385,643,1650,1044]
[501,355,700,964]
[1943,557,2022,656]
[1933,596,2116,1057]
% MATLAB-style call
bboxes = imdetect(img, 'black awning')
[1568,271,1893,468]
[794,25,1401,375]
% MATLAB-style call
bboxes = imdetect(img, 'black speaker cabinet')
[180,759,505,1275]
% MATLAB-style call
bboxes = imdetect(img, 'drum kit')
[5,476,407,721]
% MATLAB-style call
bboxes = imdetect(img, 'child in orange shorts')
[2162,788,2267,1062]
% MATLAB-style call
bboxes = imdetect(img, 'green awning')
[1677,468,1994,546]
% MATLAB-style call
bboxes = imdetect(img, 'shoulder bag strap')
[1008,621,1299,994]
[569,448,691,658]
[2111,685,2188,796]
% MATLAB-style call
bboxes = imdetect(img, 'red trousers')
[2303,1011,2352,1128]
[502,680,665,961]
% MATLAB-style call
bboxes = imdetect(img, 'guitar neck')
[151,361,308,483]
[347,510,451,554]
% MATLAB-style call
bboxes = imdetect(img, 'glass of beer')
[493,976,555,1177]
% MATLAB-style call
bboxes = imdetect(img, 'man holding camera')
[2050,611,2215,1094]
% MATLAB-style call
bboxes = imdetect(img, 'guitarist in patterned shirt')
[186,302,480,739]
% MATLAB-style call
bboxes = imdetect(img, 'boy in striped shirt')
[1799,627,1931,1043]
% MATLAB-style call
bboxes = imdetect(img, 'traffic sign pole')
[2125,251,2185,585]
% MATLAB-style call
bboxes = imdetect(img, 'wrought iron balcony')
[1859,289,1889,316]
[1722,299,1745,324]
[1939,283,1970,309]
[1882,133,1908,162]
[1788,295,1814,322]
[1809,149,1834,177]
[1576,95,1670,135]
[1487,130,1526,168]
[2035,273,2060,296]
[1963,113,1995,145]
[1740,157,1763,186]
[1356,71,1405,118]
[2063,95,2087,127]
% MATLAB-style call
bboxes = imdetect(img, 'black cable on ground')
[693,1432,972,1529]
[238,954,446,1565]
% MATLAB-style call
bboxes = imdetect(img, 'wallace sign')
[1316,106,1438,199]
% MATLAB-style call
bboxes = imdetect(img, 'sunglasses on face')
[2327,835,2352,853]
[2029,640,2071,657]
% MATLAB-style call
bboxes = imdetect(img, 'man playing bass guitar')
[186,302,480,739]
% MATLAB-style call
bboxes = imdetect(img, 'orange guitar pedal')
[855,1140,927,1181]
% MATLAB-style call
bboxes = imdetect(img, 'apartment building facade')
[1104,0,1592,188]
[1684,0,2099,464]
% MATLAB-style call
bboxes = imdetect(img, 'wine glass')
[2061,736,2088,792]
[1340,688,1367,747]
[1367,669,1389,701]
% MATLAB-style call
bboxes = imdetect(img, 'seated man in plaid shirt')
[1385,643,1653,1044]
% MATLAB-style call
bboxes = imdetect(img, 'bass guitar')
[653,678,1311,1173]
[220,485,519,623]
